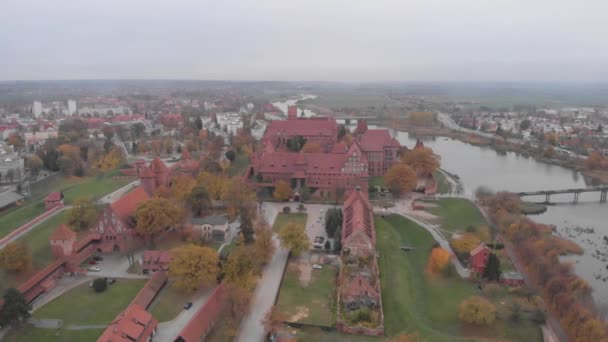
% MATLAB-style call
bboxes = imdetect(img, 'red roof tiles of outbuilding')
[359,129,400,151]
[45,192,62,202]
[49,224,76,242]
[110,186,150,223]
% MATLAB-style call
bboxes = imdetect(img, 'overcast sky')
[2,0,608,82]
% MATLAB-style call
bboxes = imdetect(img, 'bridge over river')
[517,186,608,204]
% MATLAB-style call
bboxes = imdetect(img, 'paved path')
[379,202,470,278]
[29,318,62,329]
[236,202,291,342]
[30,276,92,312]
[155,287,214,341]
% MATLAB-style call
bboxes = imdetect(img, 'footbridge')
[517,186,608,204]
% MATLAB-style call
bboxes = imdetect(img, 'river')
[393,132,608,310]
[273,97,608,309]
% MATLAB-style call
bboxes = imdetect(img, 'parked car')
[88,267,101,272]
[88,260,98,265]
[93,256,104,261]
[184,302,193,310]
[312,264,322,269]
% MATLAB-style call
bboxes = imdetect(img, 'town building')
[67,99,77,116]
[354,121,401,176]
[44,192,64,211]
[32,101,42,118]
[97,303,158,342]
[499,271,525,287]
[191,214,230,242]
[25,129,59,148]
[336,189,384,336]
[263,116,338,153]
[49,224,77,259]
[469,244,491,275]
[141,250,172,274]
[0,142,24,183]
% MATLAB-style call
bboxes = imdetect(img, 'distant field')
[4,326,104,342]
[300,93,403,110]
[428,198,487,233]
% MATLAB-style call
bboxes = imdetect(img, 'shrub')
[282,206,291,214]
[459,296,496,325]
[92,278,107,293]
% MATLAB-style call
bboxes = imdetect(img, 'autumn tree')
[409,111,434,126]
[273,180,292,201]
[301,142,322,153]
[223,247,257,289]
[426,247,451,275]
[0,242,31,273]
[225,149,236,161]
[585,151,605,170]
[278,222,310,256]
[459,296,496,325]
[67,198,98,231]
[197,171,227,201]
[222,177,255,219]
[263,306,288,336]
[135,198,183,244]
[239,205,255,244]
[450,233,481,254]
[0,288,31,327]
[170,245,219,292]
[384,163,417,195]
[482,253,501,282]
[188,185,211,216]
[171,175,196,202]
[402,147,440,176]
[253,224,275,266]
[26,155,43,176]
[95,146,123,171]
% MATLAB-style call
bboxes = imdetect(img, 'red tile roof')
[255,151,349,175]
[264,117,338,138]
[49,224,76,242]
[150,157,169,174]
[342,275,379,300]
[130,271,167,309]
[175,283,225,342]
[359,129,400,152]
[110,186,150,223]
[142,250,172,267]
[342,190,375,249]
[97,303,157,342]
[45,192,63,202]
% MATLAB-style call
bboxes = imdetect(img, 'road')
[236,202,290,342]
[155,287,214,341]
[97,179,139,204]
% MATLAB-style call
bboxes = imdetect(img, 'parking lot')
[298,203,338,250]
[85,251,148,279]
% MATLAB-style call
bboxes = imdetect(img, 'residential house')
[44,192,64,211]
[469,244,491,274]
[191,215,230,242]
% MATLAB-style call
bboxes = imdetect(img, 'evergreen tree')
[482,253,501,282]
[195,116,203,130]
[0,288,31,327]
[239,206,255,244]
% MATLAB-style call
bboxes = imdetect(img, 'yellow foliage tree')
[95,147,123,171]
[459,296,496,325]
[409,111,434,126]
[169,244,219,292]
[171,175,196,202]
[223,247,257,290]
[426,247,451,275]
[451,233,481,254]
[342,132,353,145]
[384,163,417,195]
[0,241,31,273]
[278,222,310,256]
[221,177,255,220]
[135,198,183,244]
[197,172,227,201]
[273,180,292,201]
[57,144,81,161]
[253,225,275,266]
[402,147,440,176]
[301,142,322,153]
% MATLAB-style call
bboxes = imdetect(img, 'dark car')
[184,302,193,310]
[93,256,104,261]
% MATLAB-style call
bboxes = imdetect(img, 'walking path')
[155,287,214,341]
[236,202,288,342]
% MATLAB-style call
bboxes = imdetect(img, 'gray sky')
[2,0,608,82]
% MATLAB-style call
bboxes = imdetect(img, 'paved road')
[98,180,139,204]
[85,251,148,279]
[155,287,214,341]
[236,202,293,342]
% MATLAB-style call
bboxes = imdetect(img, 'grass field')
[227,153,250,177]
[0,175,131,239]
[149,282,192,322]
[275,262,337,326]
[18,211,69,269]
[432,171,453,194]
[272,213,308,233]
[428,198,487,233]
[4,326,105,342]
[375,214,541,341]
[34,279,147,325]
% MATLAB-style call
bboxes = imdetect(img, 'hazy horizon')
[2,0,608,82]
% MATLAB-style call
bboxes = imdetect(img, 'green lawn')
[272,213,308,233]
[376,214,541,341]
[18,211,69,269]
[432,171,453,194]
[369,176,385,188]
[149,282,192,322]
[4,326,104,342]
[276,263,337,326]
[0,175,131,239]
[428,198,487,233]
[228,153,250,176]
[34,279,147,325]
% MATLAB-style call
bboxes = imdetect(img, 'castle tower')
[139,166,156,195]
[287,105,298,120]
[49,224,77,259]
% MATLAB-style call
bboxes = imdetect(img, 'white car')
[88,266,101,272]
[312,264,323,270]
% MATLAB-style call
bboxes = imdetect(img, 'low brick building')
[44,192,63,211]
[141,250,172,274]
[469,244,491,275]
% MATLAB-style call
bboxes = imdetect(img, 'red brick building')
[337,189,384,336]
[248,117,401,199]
[97,303,158,342]
[469,244,491,274]
[44,192,64,211]
[142,250,172,274]
[49,224,77,259]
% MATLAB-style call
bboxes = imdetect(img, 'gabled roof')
[342,190,375,249]
[142,250,172,265]
[97,303,156,342]
[191,214,228,226]
[470,243,490,257]
[342,275,379,300]
[49,224,76,242]
[45,191,63,202]
[150,157,169,174]
[110,186,150,224]
[264,117,338,138]
[359,129,400,151]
